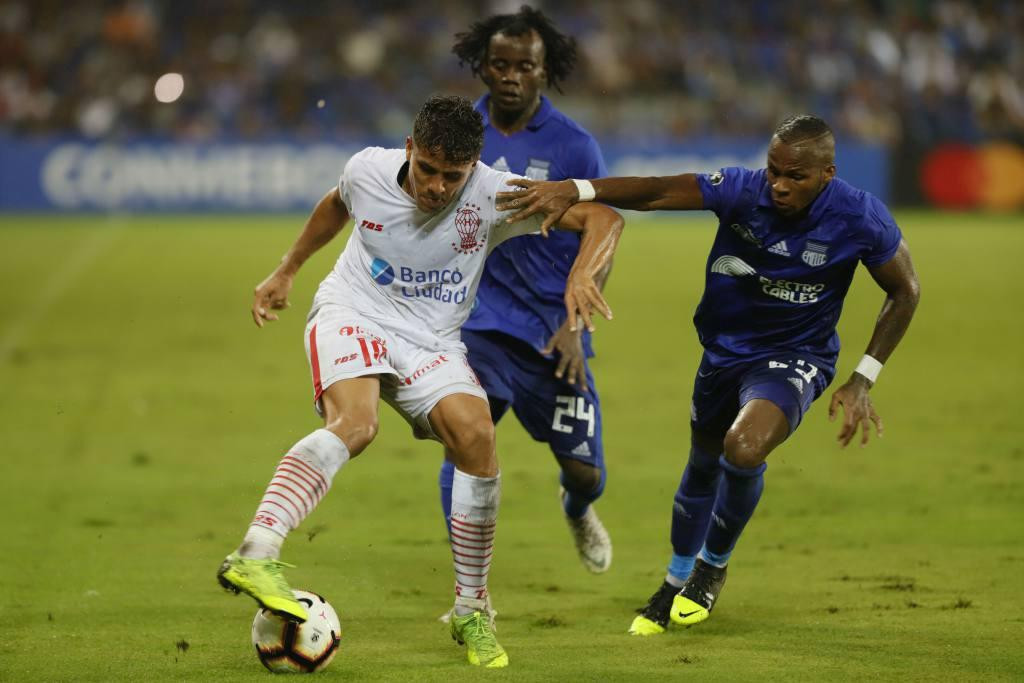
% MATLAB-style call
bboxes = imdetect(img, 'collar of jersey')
[474,94,554,132]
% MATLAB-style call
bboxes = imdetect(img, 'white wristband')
[572,178,596,202]
[854,354,883,384]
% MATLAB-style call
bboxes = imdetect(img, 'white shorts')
[303,304,487,440]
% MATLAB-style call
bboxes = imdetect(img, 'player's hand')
[252,269,294,328]
[564,271,612,334]
[542,319,587,390]
[497,179,577,236]
[828,375,883,448]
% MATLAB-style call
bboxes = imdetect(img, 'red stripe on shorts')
[309,323,323,402]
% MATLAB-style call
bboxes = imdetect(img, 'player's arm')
[546,203,624,333]
[497,174,704,234]
[543,258,613,389]
[829,240,921,447]
[252,187,350,327]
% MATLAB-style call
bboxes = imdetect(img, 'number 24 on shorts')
[552,396,596,437]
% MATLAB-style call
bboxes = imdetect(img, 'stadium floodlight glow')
[154,73,185,103]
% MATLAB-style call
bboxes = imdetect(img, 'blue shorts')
[690,352,834,438]
[462,329,604,468]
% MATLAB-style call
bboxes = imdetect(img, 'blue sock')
[668,443,723,583]
[560,465,606,519]
[701,456,766,567]
[438,459,454,534]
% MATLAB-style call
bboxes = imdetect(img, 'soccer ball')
[251,590,341,673]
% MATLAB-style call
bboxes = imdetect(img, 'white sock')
[239,429,350,559]
[450,468,500,616]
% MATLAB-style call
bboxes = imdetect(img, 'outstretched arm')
[543,257,614,390]
[545,202,625,333]
[252,187,350,327]
[497,174,704,234]
[829,240,921,446]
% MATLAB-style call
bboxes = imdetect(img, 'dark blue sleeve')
[696,167,755,217]
[574,135,608,180]
[860,195,903,266]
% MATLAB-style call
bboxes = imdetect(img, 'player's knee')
[723,428,768,470]
[324,414,378,456]
[446,418,495,460]
[559,458,602,495]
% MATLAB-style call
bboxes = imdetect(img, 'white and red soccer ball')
[251,590,341,673]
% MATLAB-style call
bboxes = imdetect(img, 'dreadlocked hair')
[412,95,484,165]
[452,5,577,93]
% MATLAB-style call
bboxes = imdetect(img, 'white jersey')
[312,147,542,346]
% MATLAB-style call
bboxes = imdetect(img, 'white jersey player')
[217,95,624,669]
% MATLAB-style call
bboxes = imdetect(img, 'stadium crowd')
[1,0,1022,146]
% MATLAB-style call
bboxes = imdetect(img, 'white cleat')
[561,488,612,573]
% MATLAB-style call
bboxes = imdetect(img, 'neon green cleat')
[670,559,727,627]
[449,610,508,668]
[628,614,667,636]
[217,553,308,623]
[628,581,677,636]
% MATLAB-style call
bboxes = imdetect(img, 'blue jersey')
[462,95,608,356]
[694,167,902,370]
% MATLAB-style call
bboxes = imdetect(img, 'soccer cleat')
[438,595,497,628]
[560,488,612,573]
[670,558,727,626]
[217,552,308,623]
[449,609,509,668]
[628,580,679,636]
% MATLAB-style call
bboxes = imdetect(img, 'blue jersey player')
[440,6,614,576]
[496,115,921,634]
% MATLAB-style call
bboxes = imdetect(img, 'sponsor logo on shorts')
[334,353,359,365]
[570,442,592,458]
[452,202,485,254]
[401,354,449,385]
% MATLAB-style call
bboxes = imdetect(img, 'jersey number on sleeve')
[552,396,596,437]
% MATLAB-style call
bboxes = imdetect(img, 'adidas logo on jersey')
[571,442,592,457]
[767,240,790,257]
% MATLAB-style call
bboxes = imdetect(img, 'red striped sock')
[450,469,500,612]
[241,429,349,559]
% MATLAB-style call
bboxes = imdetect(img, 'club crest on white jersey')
[452,202,485,254]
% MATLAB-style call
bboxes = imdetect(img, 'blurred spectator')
[0,0,1021,146]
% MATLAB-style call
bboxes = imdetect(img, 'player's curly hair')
[412,95,484,164]
[452,5,578,93]
[774,115,834,144]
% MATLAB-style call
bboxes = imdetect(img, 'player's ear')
[823,163,836,183]
[405,137,413,160]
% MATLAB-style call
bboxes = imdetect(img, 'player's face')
[481,29,547,115]
[403,138,477,213]
[765,138,836,217]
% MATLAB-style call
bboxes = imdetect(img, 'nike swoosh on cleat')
[677,610,702,618]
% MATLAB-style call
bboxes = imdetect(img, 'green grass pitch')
[1,211,1022,681]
